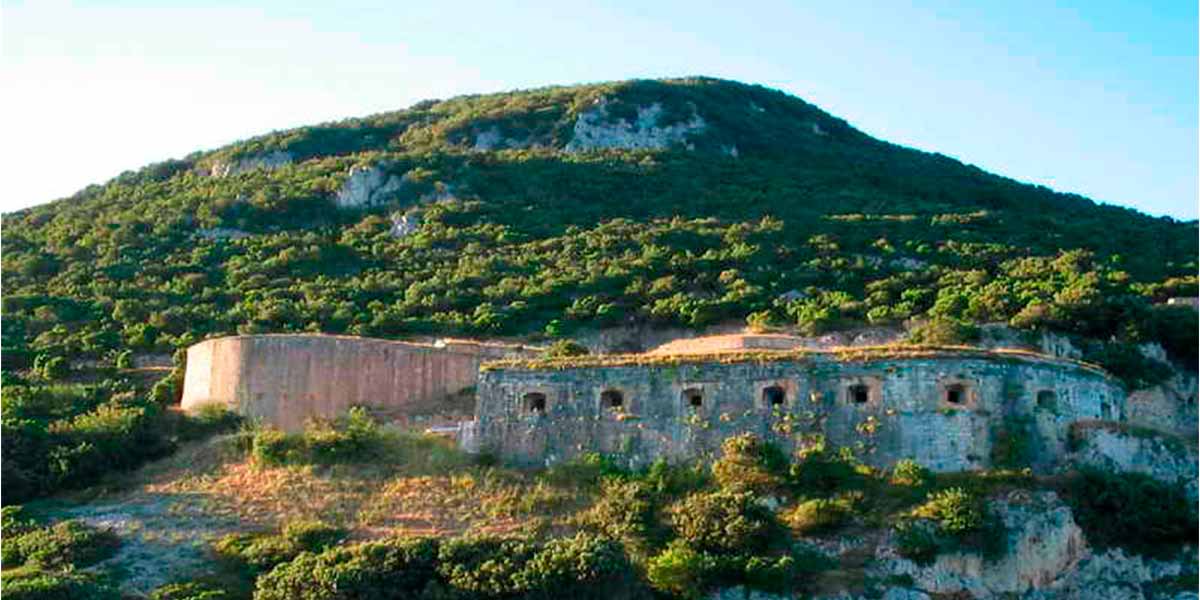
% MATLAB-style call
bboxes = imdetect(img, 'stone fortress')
[176,331,1184,475]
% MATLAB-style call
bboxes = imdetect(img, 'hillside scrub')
[2,83,1194,483]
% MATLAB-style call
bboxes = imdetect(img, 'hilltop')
[1,76,1198,600]
[2,76,1197,501]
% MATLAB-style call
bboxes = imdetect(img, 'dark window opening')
[763,385,786,407]
[945,384,965,405]
[683,388,703,408]
[523,392,546,414]
[849,384,869,405]
[601,389,624,409]
[1036,390,1057,411]
[1101,402,1112,420]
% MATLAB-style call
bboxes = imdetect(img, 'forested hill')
[3,76,1197,380]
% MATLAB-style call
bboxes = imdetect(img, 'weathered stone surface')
[334,164,404,209]
[1126,370,1198,436]
[181,335,533,431]
[471,351,1124,471]
[196,227,251,240]
[203,151,293,177]
[564,100,705,152]
[389,211,422,238]
[1068,424,1198,503]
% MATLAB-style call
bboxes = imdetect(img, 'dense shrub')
[254,537,440,600]
[174,404,243,442]
[1067,468,1197,558]
[3,520,120,570]
[254,534,632,600]
[577,479,662,554]
[0,569,121,600]
[542,339,589,358]
[214,519,346,575]
[788,439,860,494]
[897,487,1007,563]
[646,541,721,599]
[711,434,789,495]
[889,459,932,488]
[912,488,983,535]
[250,408,385,466]
[668,490,777,555]
[893,520,941,566]
[783,493,859,535]
[149,581,230,600]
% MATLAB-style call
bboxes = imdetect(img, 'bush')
[214,520,346,575]
[646,541,720,599]
[436,536,539,596]
[783,494,859,535]
[543,339,589,358]
[893,520,940,566]
[789,440,860,494]
[889,459,931,488]
[900,487,1007,562]
[149,581,230,600]
[541,452,629,488]
[711,434,789,495]
[518,533,633,598]
[577,479,662,554]
[913,488,983,536]
[906,317,980,345]
[5,520,120,570]
[254,537,440,600]
[0,569,121,600]
[1067,468,1198,558]
[668,489,777,555]
[251,408,386,467]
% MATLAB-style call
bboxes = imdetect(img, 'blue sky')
[2,0,1196,218]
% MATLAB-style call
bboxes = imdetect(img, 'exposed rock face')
[874,491,1087,597]
[1126,370,1198,436]
[1026,548,1196,600]
[195,227,251,241]
[389,211,421,238]
[334,164,403,209]
[1068,424,1198,503]
[204,151,293,177]
[564,100,705,152]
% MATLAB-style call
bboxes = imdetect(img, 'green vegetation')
[250,407,386,466]
[252,533,634,600]
[894,487,1007,565]
[2,76,1195,503]
[214,520,348,576]
[1066,468,1198,558]
[0,512,122,600]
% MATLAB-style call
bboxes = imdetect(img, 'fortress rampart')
[467,347,1127,472]
[181,334,529,430]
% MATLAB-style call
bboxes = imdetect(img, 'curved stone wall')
[182,334,525,431]
[469,351,1126,472]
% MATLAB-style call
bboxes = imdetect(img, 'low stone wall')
[181,334,528,431]
[468,350,1126,471]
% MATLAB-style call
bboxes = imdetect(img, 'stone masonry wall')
[181,335,520,431]
[469,353,1125,471]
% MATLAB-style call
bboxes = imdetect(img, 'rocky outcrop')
[564,99,705,152]
[389,211,421,238]
[1026,547,1197,600]
[334,164,404,209]
[196,227,251,241]
[1068,424,1198,503]
[203,151,293,177]
[874,491,1087,597]
[1126,369,1198,436]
